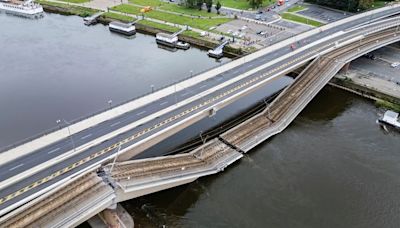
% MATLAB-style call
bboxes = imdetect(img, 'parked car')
[363,53,377,60]
[255,14,261,20]
[391,62,400,68]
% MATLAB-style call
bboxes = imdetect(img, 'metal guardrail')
[2,4,399,154]
[0,56,241,154]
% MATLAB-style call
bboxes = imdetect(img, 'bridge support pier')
[88,204,134,228]
[340,62,351,75]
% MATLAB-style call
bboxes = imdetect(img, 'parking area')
[296,4,351,23]
[215,18,311,48]
[351,46,400,83]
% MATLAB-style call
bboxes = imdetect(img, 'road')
[0,6,399,214]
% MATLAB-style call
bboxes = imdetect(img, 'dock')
[83,12,103,26]
[208,40,230,58]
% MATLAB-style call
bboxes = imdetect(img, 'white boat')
[0,0,43,17]
[109,21,136,36]
[378,110,400,130]
[156,32,178,47]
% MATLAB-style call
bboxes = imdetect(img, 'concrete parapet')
[221,27,400,153]
[2,3,398,167]
[107,139,242,202]
[0,173,116,228]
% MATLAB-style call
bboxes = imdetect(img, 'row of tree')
[306,0,395,12]
[184,0,222,13]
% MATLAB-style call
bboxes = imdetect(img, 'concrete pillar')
[340,62,351,74]
[89,204,134,228]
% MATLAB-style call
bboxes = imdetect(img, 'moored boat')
[378,110,400,130]
[0,0,43,17]
[156,32,178,47]
[109,21,136,36]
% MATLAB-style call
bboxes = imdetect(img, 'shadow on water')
[134,76,293,159]
[297,86,354,122]
[123,86,400,228]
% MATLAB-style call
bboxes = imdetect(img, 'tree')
[215,1,221,14]
[196,0,203,10]
[185,0,196,8]
[205,0,213,12]
[247,0,263,9]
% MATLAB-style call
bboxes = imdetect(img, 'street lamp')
[110,144,122,174]
[56,119,76,152]
[108,99,113,109]
[151,84,155,93]
[199,131,208,158]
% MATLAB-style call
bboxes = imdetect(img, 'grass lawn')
[128,0,219,17]
[138,20,180,33]
[102,12,134,22]
[287,5,306,12]
[112,4,231,30]
[371,0,388,9]
[37,0,99,16]
[282,12,323,27]
[112,4,142,14]
[219,0,274,10]
[56,0,90,3]
[376,100,400,112]
[160,4,219,17]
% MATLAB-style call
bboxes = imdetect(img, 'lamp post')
[56,119,76,152]
[108,99,113,109]
[199,131,208,158]
[110,144,122,174]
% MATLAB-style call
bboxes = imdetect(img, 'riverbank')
[37,0,247,57]
[330,75,400,112]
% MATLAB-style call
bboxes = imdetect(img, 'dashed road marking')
[47,147,60,154]
[110,121,121,127]
[160,101,168,106]
[9,163,24,171]
[137,111,146,116]
[0,37,348,207]
[80,134,92,140]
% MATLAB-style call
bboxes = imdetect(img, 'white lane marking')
[9,163,24,171]
[80,134,92,140]
[181,92,189,97]
[47,147,60,154]
[137,111,146,116]
[216,77,223,81]
[160,101,168,106]
[233,70,239,74]
[247,64,254,68]
[200,84,207,89]
[110,121,121,127]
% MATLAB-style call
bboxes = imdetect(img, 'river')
[1,13,400,228]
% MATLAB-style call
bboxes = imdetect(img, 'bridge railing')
[0,57,242,154]
[1,3,399,155]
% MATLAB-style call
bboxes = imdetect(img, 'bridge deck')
[221,27,400,152]
[109,138,242,192]
[0,173,114,228]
